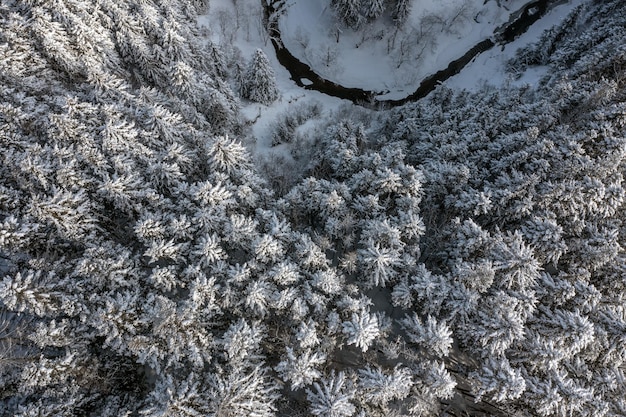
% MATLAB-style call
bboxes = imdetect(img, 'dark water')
[264,0,556,108]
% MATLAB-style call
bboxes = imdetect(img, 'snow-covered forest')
[1,0,626,415]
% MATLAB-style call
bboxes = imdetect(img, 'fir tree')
[363,0,385,20]
[332,0,363,29]
[393,0,412,26]
[241,49,279,105]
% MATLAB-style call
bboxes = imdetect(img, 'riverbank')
[264,0,574,108]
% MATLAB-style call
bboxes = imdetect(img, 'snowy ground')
[279,0,531,98]
[444,0,589,91]
[198,0,588,154]
[199,0,349,157]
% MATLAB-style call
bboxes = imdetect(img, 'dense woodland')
[1,0,625,416]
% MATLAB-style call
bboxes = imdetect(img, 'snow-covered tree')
[363,0,385,20]
[342,310,380,352]
[241,49,279,105]
[2,0,626,416]
[306,371,356,417]
[275,347,326,390]
[358,365,413,406]
[392,0,412,26]
[332,0,363,29]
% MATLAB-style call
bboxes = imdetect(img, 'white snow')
[444,0,589,91]
[198,0,349,157]
[279,0,532,98]
[197,0,590,157]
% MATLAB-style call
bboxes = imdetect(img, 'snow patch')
[198,0,347,157]
[444,0,589,91]
[279,0,532,94]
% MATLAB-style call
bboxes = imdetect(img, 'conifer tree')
[364,0,385,20]
[393,0,412,26]
[332,0,363,29]
[241,49,279,105]
[2,0,626,416]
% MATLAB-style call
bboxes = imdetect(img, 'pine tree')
[275,347,325,390]
[470,358,526,403]
[241,49,279,105]
[364,0,385,20]
[358,366,413,406]
[332,0,363,29]
[306,371,356,417]
[393,0,412,26]
[342,310,380,352]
